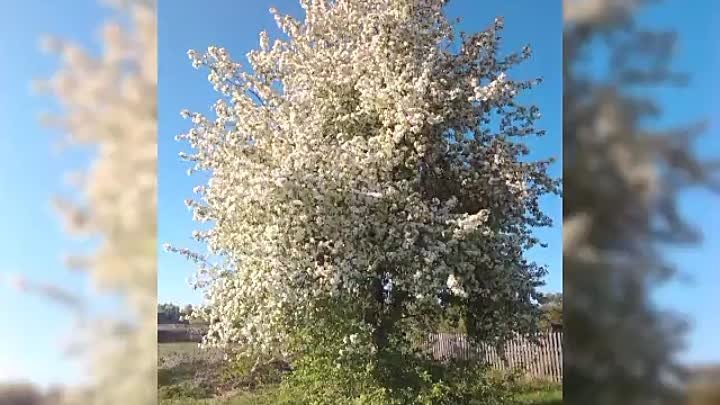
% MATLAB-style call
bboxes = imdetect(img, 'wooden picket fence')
[424,332,563,382]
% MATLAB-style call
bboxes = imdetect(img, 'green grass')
[160,388,276,405]
[160,387,562,405]
[159,380,562,405]
[158,343,562,405]
[512,382,562,405]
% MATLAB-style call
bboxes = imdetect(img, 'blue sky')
[0,0,117,385]
[158,1,563,305]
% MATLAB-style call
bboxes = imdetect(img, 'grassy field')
[159,342,204,357]
[512,384,562,405]
[158,342,562,405]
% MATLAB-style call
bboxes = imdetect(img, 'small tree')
[171,0,558,401]
[157,303,181,324]
[538,292,562,330]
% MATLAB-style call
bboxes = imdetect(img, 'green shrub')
[277,342,520,405]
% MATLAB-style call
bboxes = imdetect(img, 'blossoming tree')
[171,0,558,394]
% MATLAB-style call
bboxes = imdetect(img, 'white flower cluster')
[174,0,557,360]
[37,1,157,404]
[563,0,641,25]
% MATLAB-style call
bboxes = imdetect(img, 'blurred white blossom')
[34,0,157,404]
[563,0,718,404]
